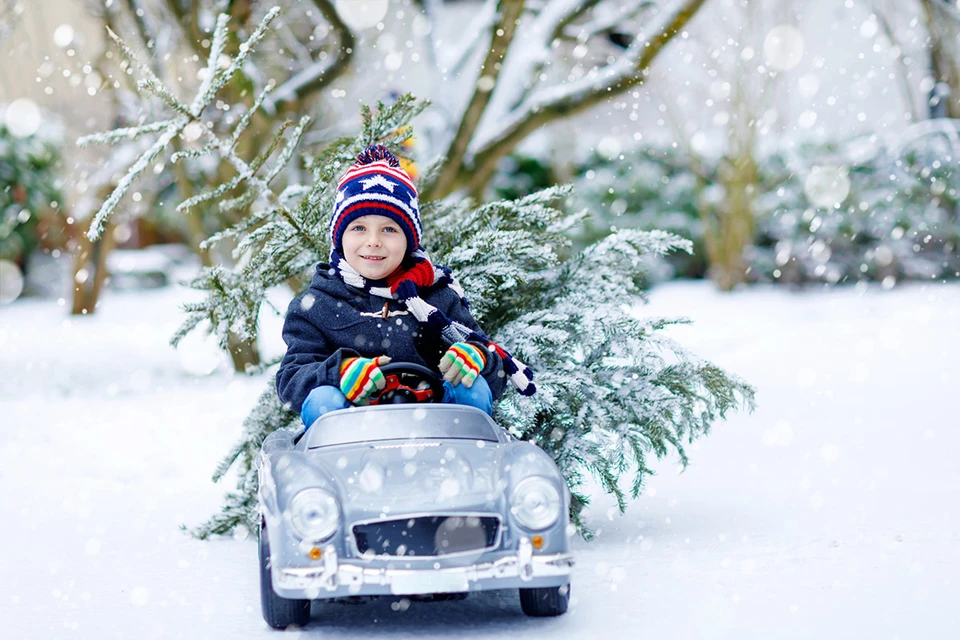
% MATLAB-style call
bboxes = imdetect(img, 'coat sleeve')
[275,296,358,414]
[438,292,508,402]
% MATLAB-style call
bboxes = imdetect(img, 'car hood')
[307,439,509,516]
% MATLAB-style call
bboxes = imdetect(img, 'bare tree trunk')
[227,330,261,372]
[706,155,757,291]
[701,55,759,292]
[919,0,960,118]
[870,0,923,122]
[71,204,116,315]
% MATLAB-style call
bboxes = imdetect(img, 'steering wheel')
[368,362,446,405]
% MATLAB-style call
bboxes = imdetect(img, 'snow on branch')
[427,0,526,198]
[472,0,707,156]
[266,61,336,110]
[435,0,499,76]
[189,13,230,116]
[264,116,311,183]
[482,0,596,123]
[76,119,180,147]
[231,80,276,148]
[77,7,282,241]
[196,6,281,112]
[264,0,355,112]
[563,0,653,41]
[84,118,188,241]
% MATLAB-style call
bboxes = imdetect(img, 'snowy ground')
[1,278,958,639]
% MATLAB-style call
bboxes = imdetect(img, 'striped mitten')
[439,343,486,388]
[339,356,391,404]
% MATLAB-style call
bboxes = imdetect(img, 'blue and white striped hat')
[330,145,421,255]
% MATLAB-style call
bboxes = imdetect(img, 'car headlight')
[510,477,561,530]
[288,488,340,540]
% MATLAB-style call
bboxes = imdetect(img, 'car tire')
[519,583,570,617]
[259,521,311,629]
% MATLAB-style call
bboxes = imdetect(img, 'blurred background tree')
[489,0,960,288]
[1,0,957,319]
[0,116,66,272]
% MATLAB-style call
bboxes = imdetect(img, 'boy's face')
[341,215,407,280]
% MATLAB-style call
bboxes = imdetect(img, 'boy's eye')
[382,226,399,233]
[349,224,365,232]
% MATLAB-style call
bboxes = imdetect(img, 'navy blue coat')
[276,264,506,414]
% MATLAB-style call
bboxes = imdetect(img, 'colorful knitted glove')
[439,343,486,388]
[339,355,391,404]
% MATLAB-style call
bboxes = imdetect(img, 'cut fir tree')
[79,8,754,538]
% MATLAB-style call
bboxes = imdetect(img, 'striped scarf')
[330,249,536,397]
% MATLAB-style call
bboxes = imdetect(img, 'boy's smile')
[341,214,407,280]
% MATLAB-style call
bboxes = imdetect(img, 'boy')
[276,145,534,429]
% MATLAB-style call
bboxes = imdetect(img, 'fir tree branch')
[77,119,179,146]
[85,118,188,241]
[231,80,276,149]
[190,13,230,116]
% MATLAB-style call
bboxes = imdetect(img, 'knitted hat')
[330,145,422,256]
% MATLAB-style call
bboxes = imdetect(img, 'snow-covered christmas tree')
[80,8,754,537]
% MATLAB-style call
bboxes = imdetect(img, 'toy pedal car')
[256,363,574,629]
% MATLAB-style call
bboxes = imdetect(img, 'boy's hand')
[439,343,486,388]
[339,355,391,404]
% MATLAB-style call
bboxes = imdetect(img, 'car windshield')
[303,404,501,449]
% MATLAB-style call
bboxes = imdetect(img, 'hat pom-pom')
[355,144,400,168]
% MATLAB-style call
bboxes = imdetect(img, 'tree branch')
[484,0,602,124]
[460,0,708,197]
[432,0,499,78]
[423,0,526,200]
[265,0,355,113]
[560,0,651,41]
[549,0,603,42]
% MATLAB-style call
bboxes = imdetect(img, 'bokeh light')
[0,260,25,304]
[53,24,75,48]
[804,165,851,209]
[176,328,224,376]
[3,98,42,139]
[763,25,805,71]
[335,0,389,30]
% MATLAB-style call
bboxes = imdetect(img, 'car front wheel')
[259,521,311,629]
[519,583,570,617]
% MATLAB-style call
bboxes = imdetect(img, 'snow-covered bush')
[489,153,559,203]
[0,111,65,268]
[571,143,709,280]
[488,144,709,283]
[554,127,960,287]
[753,124,960,285]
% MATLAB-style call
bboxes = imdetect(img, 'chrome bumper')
[274,538,574,597]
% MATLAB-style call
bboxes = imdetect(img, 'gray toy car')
[257,363,574,629]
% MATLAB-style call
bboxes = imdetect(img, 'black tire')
[259,522,311,629]
[519,583,570,617]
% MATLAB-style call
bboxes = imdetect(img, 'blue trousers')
[300,376,493,428]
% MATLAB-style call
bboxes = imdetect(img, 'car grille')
[353,515,500,557]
